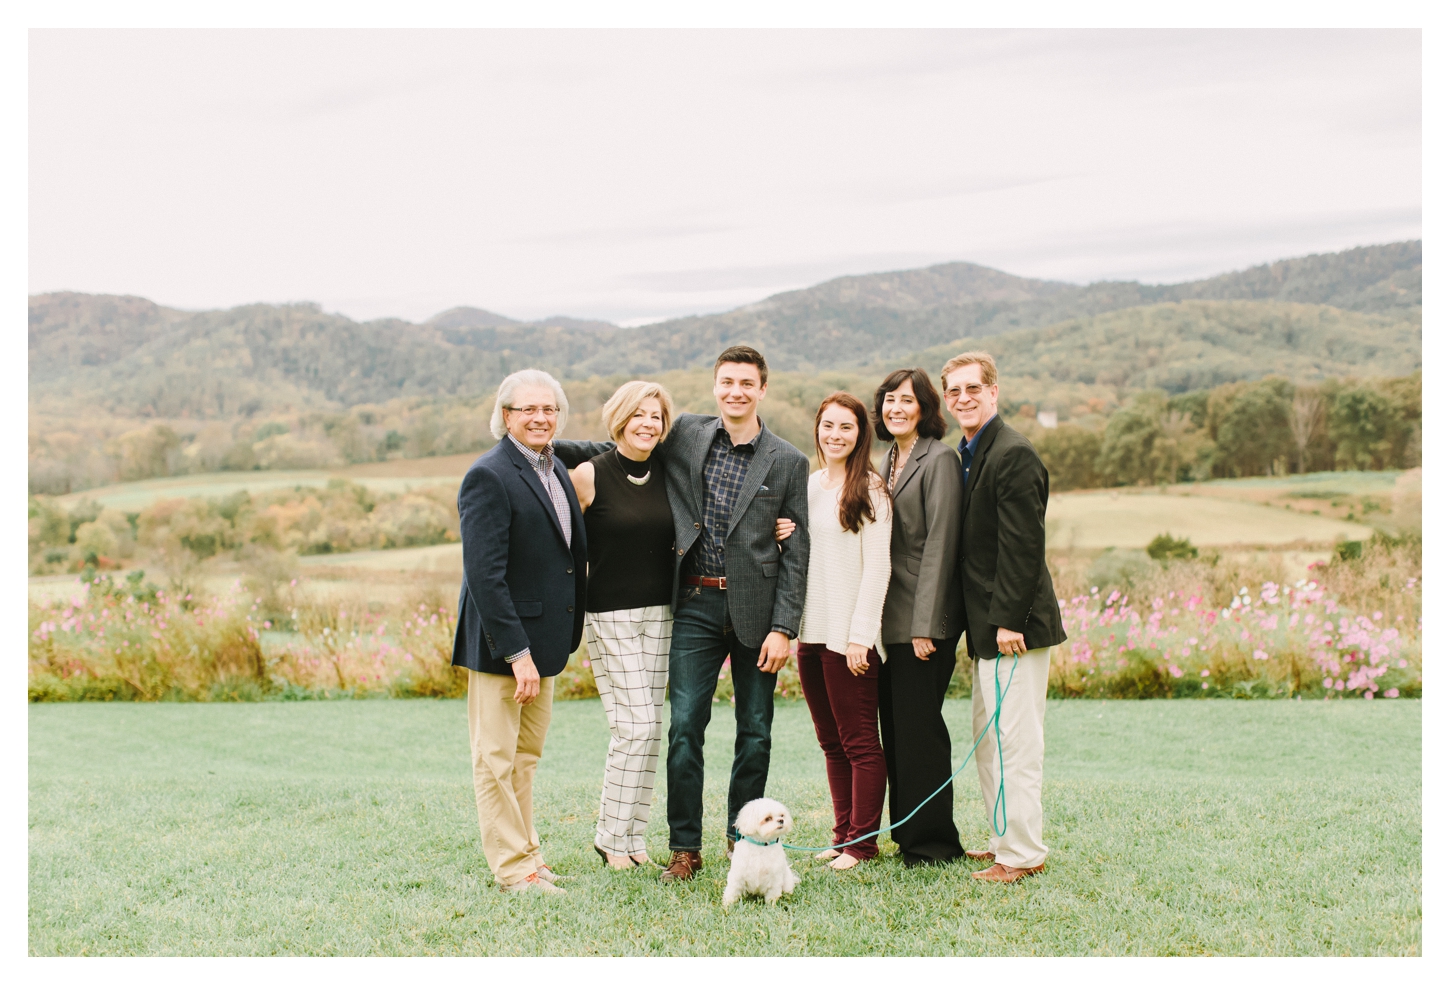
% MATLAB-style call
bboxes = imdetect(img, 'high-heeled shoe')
[594,843,635,870]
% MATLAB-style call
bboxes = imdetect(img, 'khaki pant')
[467,669,554,886]
[971,647,1052,869]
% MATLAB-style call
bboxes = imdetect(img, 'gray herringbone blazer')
[554,414,811,649]
[879,436,966,645]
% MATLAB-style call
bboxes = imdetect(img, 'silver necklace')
[617,449,650,486]
[889,436,917,491]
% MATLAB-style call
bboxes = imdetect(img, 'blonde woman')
[570,381,678,870]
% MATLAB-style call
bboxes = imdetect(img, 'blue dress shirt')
[957,413,997,487]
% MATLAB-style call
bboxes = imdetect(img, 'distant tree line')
[1022,373,1421,490]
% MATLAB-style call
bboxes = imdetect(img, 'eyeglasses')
[503,405,560,418]
[944,384,989,400]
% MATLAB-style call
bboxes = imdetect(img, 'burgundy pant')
[796,642,887,859]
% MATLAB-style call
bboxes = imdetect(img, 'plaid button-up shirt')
[504,434,572,664]
[689,420,762,579]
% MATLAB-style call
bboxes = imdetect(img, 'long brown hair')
[814,392,884,533]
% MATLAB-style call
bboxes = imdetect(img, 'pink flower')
[1322,677,1333,689]
[1200,669,1211,678]
[1168,665,1183,678]
[1253,650,1268,661]
[1386,688,1400,698]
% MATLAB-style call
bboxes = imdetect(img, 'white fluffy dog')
[722,798,801,908]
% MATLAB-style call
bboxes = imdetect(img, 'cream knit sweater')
[797,469,893,655]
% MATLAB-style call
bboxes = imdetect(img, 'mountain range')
[29,241,1421,419]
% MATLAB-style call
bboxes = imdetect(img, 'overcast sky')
[28,29,1421,325]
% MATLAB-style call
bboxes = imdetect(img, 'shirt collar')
[508,433,553,468]
[959,413,997,458]
[714,416,764,450]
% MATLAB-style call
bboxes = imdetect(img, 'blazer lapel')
[688,417,715,512]
[726,426,778,538]
[888,438,930,499]
[506,439,569,546]
[964,416,1004,506]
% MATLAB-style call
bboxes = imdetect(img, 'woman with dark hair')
[872,367,967,867]
[796,392,893,870]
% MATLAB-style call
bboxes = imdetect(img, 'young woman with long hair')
[873,367,967,867]
[795,392,893,870]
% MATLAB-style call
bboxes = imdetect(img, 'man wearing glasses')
[941,352,1066,884]
[452,369,589,895]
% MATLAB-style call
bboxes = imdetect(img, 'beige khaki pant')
[971,647,1052,869]
[467,669,554,886]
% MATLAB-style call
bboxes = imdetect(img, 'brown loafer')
[660,850,702,883]
[971,862,1044,883]
[964,850,995,862]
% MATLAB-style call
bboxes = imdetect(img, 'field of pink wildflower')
[29,536,1420,702]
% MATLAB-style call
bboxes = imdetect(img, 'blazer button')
[566,567,574,574]
[694,522,701,529]
[678,549,684,555]
[567,605,574,613]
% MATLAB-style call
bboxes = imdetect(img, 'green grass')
[30,698,1420,955]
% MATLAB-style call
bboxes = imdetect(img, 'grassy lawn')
[29,697,1420,956]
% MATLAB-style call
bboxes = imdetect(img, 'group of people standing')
[450,344,1067,895]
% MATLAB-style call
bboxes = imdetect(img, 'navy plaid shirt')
[689,419,762,578]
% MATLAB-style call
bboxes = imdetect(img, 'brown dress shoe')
[971,862,1045,883]
[660,850,703,883]
[964,850,995,862]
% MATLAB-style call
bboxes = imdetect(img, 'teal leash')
[763,653,1019,854]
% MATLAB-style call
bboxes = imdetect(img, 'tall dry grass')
[30,536,1420,702]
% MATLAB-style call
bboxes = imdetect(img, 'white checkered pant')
[585,605,673,856]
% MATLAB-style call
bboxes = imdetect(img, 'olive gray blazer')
[879,436,967,645]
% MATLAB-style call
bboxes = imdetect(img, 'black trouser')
[878,637,964,864]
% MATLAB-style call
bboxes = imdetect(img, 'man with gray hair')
[452,368,588,895]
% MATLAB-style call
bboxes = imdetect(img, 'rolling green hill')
[905,299,1422,394]
[30,241,1421,419]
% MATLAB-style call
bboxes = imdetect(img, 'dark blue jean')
[665,586,778,852]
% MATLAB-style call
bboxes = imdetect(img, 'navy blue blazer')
[451,438,588,678]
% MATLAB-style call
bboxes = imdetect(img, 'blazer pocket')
[514,599,543,618]
[904,555,922,576]
[761,560,779,578]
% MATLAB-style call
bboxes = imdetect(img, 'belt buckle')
[715,577,727,590]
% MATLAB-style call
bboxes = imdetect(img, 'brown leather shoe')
[726,834,736,859]
[971,862,1044,883]
[964,850,995,862]
[660,850,702,883]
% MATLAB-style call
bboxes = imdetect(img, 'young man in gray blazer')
[553,346,810,883]
[943,351,1067,884]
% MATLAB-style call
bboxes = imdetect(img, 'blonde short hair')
[490,369,569,440]
[602,380,675,443]
[940,351,998,390]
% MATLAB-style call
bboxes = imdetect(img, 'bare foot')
[829,854,861,871]
[816,849,842,862]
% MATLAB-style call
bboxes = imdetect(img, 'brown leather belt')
[685,575,727,589]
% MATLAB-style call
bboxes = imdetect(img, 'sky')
[28,28,1421,325]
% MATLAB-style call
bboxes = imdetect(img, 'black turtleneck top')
[583,449,675,612]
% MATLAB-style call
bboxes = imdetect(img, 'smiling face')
[502,384,559,451]
[880,378,922,440]
[816,401,860,468]
[620,396,664,456]
[713,361,765,426]
[944,363,999,439]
